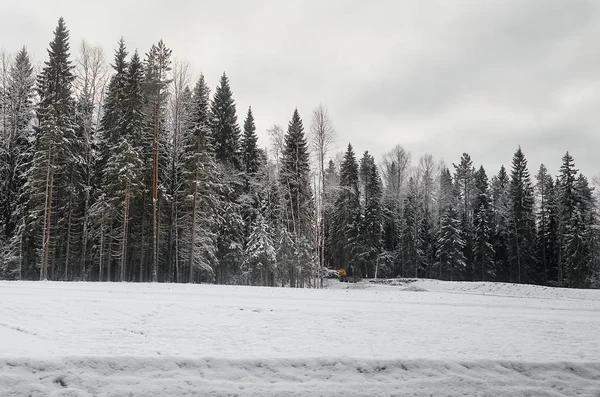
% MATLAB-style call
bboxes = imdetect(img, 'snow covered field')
[0,279,599,396]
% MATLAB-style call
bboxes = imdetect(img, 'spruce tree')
[242,106,259,177]
[0,47,35,279]
[565,174,594,287]
[104,50,145,281]
[29,17,78,280]
[209,73,244,284]
[557,151,578,285]
[535,164,555,284]
[280,109,314,286]
[359,151,383,278]
[472,166,494,281]
[403,177,422,278]
[331,144,361,273]
[508,147,536,283]
[437,206,466,281]
[180,75,219,283]
[211,72,241,170]
[491,165,510,281]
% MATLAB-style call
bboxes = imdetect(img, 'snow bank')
[1,357,599,397]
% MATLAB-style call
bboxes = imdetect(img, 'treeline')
[0,19,598,288]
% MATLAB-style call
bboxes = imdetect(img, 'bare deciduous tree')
[74,40,108,280]
[309,105,335,288]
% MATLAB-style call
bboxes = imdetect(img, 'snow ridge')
[2,357,599,397]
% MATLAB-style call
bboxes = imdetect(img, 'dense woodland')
[0,19,598,288]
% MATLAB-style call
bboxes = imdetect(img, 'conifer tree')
[280,109,314,286]
[331,144,361,273]
[0,47,35,279]
[403,177,422,278]
[104,50,145,281]
[557,151,578,285]
[180,75,219,283]
[29,17,78,280]
[211,73,241,170]
[437,206,466,281]
[535,164,555,284]
[359,151,383,278]
[472,166,494,281]
[210,73,244,284]
[143,40,171,282]
[491,165,510,281]
[508,147,536,283]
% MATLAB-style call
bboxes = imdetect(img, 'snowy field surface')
[0,279,599,396]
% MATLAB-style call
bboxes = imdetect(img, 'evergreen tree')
[491,166,510,281]
[453,153,475,277]
[211,73,241,170]
[104,50,145,281]
[565,174,594,288]
[209,74,244,284]
[29,17,78,280]
[280,109,314,286]
[143,40,172,282]
[359,151,383,278]
[437,206,466,281]
[242,106,259,177]
[472,166,494,281]
[179,75,219,283]
[403,177,423,278]
[534,164,555,284]
[93,39,128,281]
[508,147,536,283]
[331,144,361,273]
[556,151,578,285]
[0,47,35,279]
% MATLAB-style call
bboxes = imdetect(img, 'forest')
[0,18,598,288]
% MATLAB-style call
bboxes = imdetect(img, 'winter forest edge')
[0,18,598,289]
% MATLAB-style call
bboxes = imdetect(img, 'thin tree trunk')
[99,211,105,282]
[152,105,159,282]
[120,184,130,282]
[189,174,198,284]
[41,151,54,281]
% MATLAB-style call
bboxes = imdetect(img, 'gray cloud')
[2,0,599,178]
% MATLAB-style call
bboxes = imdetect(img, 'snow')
[1,279,599,396]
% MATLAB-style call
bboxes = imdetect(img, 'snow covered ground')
[0,279,599,396]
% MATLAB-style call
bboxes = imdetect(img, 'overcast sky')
[2,0,599,179]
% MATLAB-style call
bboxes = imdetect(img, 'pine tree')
[508,147,536,284]
[472,166,494,281]
[0,47,35,279]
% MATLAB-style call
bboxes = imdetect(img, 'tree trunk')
[120,184,130,282]
[40,151,54,281]
[152,105,159,282]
